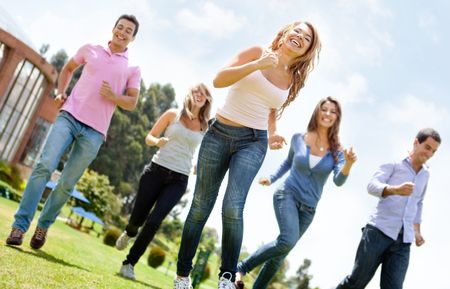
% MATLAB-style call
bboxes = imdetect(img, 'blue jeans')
[13,111,104,232]
[177,120,268,281]
[124,162,188,266]
[238,189,315,289]
[337,224,411,289]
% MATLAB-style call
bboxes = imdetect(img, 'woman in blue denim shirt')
[236,96,357,289]
[175,21,322,289]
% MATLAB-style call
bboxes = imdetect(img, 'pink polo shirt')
[62,43,141,137]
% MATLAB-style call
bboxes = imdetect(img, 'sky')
[1,0,450,288]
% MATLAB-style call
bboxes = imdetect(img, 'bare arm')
[267,109,286,150]
[100,82,140,111]
[145,109,178,147]
[213,46,279,88]
[55,59,81,108]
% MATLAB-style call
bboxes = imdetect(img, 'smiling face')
[111,19,136,50]
[191,87,208,109]
[316,100,338,129]
[282,22,313,57]
[411,136,440,166]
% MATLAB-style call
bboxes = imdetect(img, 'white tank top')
[152,112,204,175]
[309,154,323,168]
[217,70,289,130]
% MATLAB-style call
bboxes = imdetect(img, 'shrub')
[0,180,22,202]
[147,246,166,268]
[103,227,121,246]
[0,161,25,191]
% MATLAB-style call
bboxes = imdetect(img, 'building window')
[20,117,51,167]
[0,59,45,161]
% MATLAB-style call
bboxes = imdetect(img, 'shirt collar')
[404,156,429,174]
[105,41,129,59]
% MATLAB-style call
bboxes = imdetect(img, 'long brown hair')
[270,21,321,118]
[307,96,342,162]
[181,83,212,131]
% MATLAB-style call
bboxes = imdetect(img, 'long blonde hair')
[270,21,322,118]
[181,83,212,131]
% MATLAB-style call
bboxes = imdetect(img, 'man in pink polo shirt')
[6,14,141,249]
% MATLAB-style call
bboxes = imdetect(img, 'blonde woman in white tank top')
[115,84,212,281]
[175,21,322,289]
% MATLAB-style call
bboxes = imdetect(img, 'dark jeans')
[337,224,411,289]
[176,120,268,281]
[124,162,188,266]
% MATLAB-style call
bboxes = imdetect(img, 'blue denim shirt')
[367,157,429,243]
[269,133,348,208]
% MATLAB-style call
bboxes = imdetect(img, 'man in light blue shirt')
[337,128,441,289]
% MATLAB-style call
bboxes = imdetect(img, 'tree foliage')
[287,259,318,289]
[75,170,121,225]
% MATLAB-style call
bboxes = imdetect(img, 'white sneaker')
[116,231,133,250]
[218,272,236,289]
[119,264,136,280]
[174,276,192,289]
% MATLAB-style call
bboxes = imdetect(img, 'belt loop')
[252,128,257,140]
[208,117,216,128]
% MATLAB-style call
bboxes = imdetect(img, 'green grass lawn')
[0,197,219,289]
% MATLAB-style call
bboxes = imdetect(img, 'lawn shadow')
[114,273,161,289]
[6,245,90,272]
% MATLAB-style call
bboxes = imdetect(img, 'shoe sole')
[6,240,23,246]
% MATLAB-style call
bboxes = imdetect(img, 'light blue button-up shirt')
[367,157,429,243]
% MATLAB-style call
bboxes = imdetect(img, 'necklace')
[315,134,326,152]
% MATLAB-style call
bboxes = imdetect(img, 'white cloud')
[384,94,447,127]
[334,73,369,103]
[176,2,246,38]
[354,22,394,66]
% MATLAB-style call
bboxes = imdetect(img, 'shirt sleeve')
[72,44,91,65]
[367,162,395,198]
[126,66,141,89]
[414,181,428,224]
[332,150,348,186]
[269,134,296,184]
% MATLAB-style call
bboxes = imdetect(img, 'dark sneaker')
[30,227,48,249]
[6,228,24,246]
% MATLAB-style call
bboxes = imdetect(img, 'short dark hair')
[115,14,139,36]
[417,128,441,144]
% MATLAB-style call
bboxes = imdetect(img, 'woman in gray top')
[115,83,212,281]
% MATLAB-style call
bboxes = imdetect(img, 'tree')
[286,259,319,289]
[75,170,121,225]
[49,48,83,96]
[39,44,50,57]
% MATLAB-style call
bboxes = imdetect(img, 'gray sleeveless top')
[151,112,204,175]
